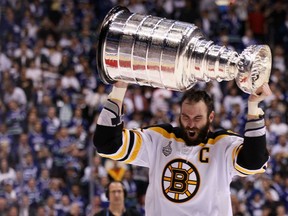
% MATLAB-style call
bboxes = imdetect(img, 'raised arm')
[93,81,128,154]
[236,83,272,173]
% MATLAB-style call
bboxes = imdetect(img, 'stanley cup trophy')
[96,6,272,94]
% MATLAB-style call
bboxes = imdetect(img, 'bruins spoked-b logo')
[162,159,200,203]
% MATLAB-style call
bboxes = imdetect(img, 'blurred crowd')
[0,0,288,215]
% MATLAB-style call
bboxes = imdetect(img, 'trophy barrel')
[96,6,205,91]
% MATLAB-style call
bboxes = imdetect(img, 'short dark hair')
[105,181,127,200]
[180,88,214,114]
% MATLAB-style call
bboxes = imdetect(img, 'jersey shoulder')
[209,128,242,138]
[143,124,184,140]
[206,128,243,145]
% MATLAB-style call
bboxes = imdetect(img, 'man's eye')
[182,116,189,121]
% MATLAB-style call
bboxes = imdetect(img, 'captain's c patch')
[162,158,200,203]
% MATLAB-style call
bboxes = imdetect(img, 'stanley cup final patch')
[163,141,172,156]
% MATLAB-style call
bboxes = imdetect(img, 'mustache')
[179,119,210,146]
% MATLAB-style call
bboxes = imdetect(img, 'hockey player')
[93,81,272,216]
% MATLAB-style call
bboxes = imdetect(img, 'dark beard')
[179,119,210,146]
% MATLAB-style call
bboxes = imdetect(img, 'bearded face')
[179,100,214,146]
[179,118,210,146]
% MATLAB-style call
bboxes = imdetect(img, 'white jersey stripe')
[244,127,266,137]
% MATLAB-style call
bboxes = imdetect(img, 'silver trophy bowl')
[96,6,271,94]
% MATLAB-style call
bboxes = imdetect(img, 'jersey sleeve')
[93,99,152,167]
[232,118,269,176]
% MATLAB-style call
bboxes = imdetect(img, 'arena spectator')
[269,114,288,137]
[57,93,74,127]
[37,167,51,192]
[0,179,17,206]
[271,135,288,157]
[50,127,76,179]
[82,154,107,184]
[18,152,39,184]
[85,195,103,216]
[3,82,27,108]
[44,195,60,216]
[0,158,16,184]
[41,106,60,149]
[22,178,42,207]
[58,195,72,215]
[0,124,14,162]
[223,86,245,114]
[122,169,138,208]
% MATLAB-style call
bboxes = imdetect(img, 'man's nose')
[187,120,195,128]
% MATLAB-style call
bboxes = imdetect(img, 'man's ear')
[209,111,215,123]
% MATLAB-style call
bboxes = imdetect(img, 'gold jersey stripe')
[149,127,185,142]
[124,130,143,163]
[232,145,239,167]
[235,163,267,175]
[206,134,229,145]
[233,144,267,175]
[232,145,242,162]
[150,127,231,146]
[98,129,130,160]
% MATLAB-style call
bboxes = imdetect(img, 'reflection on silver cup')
[96,6,271,94]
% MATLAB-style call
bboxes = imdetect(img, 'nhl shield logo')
[162,141,172,156]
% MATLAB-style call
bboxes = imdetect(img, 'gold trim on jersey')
[98,129,143,163]
[98,129,130,160]
[149,127,185,143]
[235,162,267,175]
[149,126,240,147]
[233,145,267,176]
[227,130,240,136]
[206,134,229,145]
[124,130,143,163]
